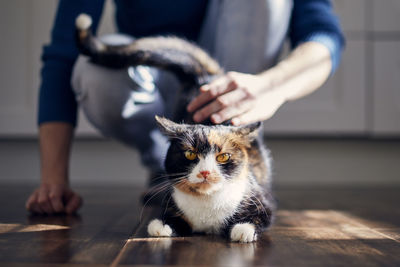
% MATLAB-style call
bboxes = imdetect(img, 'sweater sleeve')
[289,0,345,74]
[38,0,105,127]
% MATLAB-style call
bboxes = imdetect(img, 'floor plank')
[0,184,399,266]
[0,185,142,265]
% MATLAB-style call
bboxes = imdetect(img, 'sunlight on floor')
[128,210,398,242]
[0,223,70,234]
[274,210,398,241]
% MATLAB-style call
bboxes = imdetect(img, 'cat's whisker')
[162,194,173,218]
[253,195,270,218]
[139,174,189,221]
[248,191,264,213]
[143,180,171,194]
[149,172,188,182]
[145,186,169,198]
[140,186,174,223]
[144,173,188,194]
[171,176,189,186]
[140,181,173,202]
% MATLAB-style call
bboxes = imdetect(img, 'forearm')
[258,41,332,102]
[39,122,74,185]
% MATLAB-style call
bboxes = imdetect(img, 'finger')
[186,87,223,113]
[31,203,45,214]
[26,191,44,214]
[207,87,252,123]
[218,86,253,105]
[202,74,234,93]
[30,192,45,214]
[193,99,224,123]
[199,83,211,92]
[211,99,254,124]
[187,76,236,112]
[194,85,254,123]
[25,190,38,211]
[231,110,260,126]
[48,188,65,213]
[38,189,54,214]
[65,193,83,214]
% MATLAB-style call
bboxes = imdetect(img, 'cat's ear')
[235,122,262,140]
[155,116,185,138]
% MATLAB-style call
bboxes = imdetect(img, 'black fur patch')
[222,189,275,238]
[159,192,193,236]
[219,160,241,179]
[165,140,199,180]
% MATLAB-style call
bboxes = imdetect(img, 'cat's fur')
[76,14,275,242]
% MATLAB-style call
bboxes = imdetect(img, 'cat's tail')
[75,13,223,85]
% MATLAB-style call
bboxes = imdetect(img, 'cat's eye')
[216,153,231,163]
[184,150,197,160]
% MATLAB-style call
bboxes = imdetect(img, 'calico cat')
[75,14,275,242]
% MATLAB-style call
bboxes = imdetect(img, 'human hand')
[26,183,83,215]
[186,71,286,126]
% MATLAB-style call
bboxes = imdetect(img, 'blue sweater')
[38,0,345,127]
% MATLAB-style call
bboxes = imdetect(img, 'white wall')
[0,0,115,137]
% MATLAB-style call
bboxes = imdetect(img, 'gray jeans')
[71,34,181,172]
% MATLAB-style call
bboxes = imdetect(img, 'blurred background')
[0,0,399,188]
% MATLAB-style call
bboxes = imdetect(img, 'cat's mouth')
[175,179,221,196]
[190,180,213,189]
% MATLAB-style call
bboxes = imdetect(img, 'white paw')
[147,219,173,237]
[230,223,257,243]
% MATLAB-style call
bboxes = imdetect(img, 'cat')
[75,13,275,242]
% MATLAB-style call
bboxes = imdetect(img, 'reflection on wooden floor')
[0,185,399,266]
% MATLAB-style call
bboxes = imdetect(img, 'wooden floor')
[0,184,399,267]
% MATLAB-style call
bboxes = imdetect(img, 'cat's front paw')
[147,219,173,237]
[230,223,257,243]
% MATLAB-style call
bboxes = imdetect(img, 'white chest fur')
[172,179,248,234]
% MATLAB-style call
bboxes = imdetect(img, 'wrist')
[41,170,69,186]
[257,65,290,102]
[39,122,73,187]
[258,42,332,102]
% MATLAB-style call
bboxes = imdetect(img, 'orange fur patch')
[207,131,250,166]
[208,130,251,151]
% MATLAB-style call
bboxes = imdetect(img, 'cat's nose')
[200,171,210,179]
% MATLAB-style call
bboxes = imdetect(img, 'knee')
[71,58,166,138]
